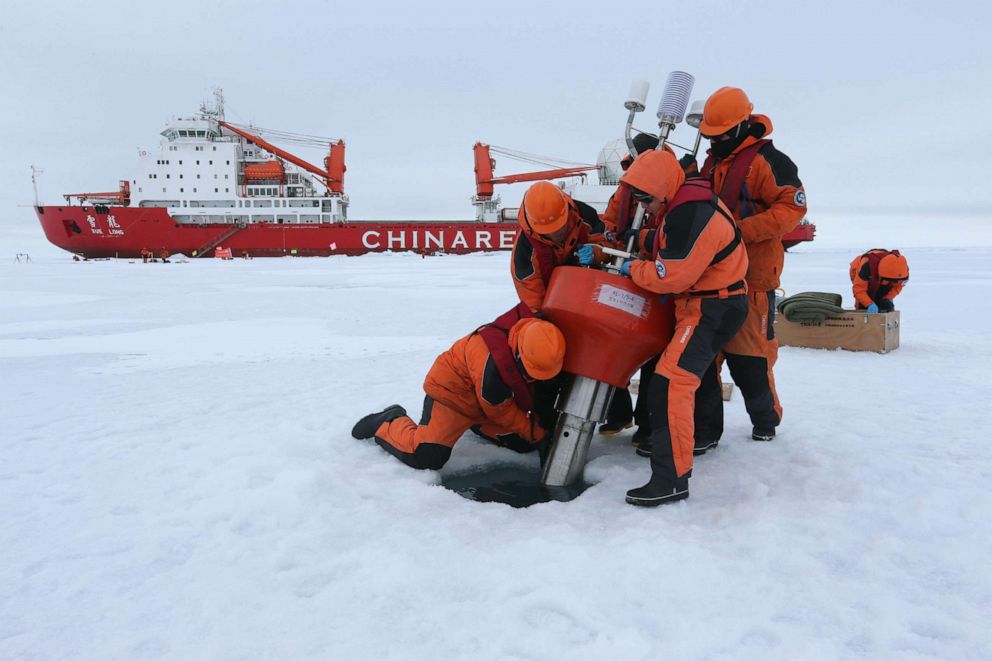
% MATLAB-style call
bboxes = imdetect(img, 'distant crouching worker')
[850,249,909,312]
[351,307,566,470]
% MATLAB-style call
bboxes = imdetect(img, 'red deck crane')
[64,180,131,205]
[215,120,346,194]
[473,143,599,201]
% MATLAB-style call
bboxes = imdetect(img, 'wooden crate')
[774,310,900,353]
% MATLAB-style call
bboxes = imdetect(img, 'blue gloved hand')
[620,259,632,277]
[867,303,879,313]
[578,244,595,266]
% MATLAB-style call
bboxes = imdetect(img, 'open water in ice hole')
[440,463,592,508]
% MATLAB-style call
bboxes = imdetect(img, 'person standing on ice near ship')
[693,86,807,445]
[849,249,909,312]
[351,313,566,470]
[616,150,749,506]
[510,181,608,312]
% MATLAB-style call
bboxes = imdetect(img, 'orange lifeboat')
[243,161,286,182]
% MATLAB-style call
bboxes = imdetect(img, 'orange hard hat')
[878,253,909,280]
[513,318,566,381]
[521,181,569,234]
[699,87,754,137]
[620,150,685,209]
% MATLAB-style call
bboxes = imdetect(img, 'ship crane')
[214,119,346,195]
[472,143,600,221]
[64,180,131,205]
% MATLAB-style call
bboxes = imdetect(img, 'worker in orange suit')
[695,86,807,444]
[351,308,566,471]
[510,181,607,312]
[613,150,749,506]
[599,135,701,436]
[850,249,909,312]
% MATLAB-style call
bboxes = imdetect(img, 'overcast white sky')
[2,0,990,223]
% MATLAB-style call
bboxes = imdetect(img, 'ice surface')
[1,213,991,659]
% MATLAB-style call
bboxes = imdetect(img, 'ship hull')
[35,205,816,258]
[35,205,520,258]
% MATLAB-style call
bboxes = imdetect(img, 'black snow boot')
[598,420,633,436]
[351,405,407,440]
[634,434,652,457]
[751,427,776,442]
[693,439,719,456]
[625,475,689,507]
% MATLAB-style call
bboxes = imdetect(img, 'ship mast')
[31,165,43,206]
[200,87,225,120]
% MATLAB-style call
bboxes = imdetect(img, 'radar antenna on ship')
[199,87,226,120]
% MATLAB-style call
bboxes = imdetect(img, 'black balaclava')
[709,119,751,159]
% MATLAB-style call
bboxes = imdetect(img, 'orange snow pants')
[374,397,532,470]
[648,294,748,480]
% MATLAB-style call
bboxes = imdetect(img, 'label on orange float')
[596,284,647,318]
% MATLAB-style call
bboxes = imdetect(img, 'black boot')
[351,405,407,439]
[625,474,689,507]
[693,438,719,455]
[598,420,633,436]
[751,427,775,442]
[634,434,652,457]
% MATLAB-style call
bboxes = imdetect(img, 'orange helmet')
[699,87,753,137]
[878,253,909,280]
[521,181,570,234]
[513,318,566,381]
[619,150,685,209]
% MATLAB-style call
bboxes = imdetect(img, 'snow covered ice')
[1,212,991,659]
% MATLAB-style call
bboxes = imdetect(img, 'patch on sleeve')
[794,190,806,207]
[655,260,667,278]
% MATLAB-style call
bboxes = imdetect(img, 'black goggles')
[630,188,654,202]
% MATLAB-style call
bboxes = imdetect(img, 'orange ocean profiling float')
[540,267,675,487]
[536,71,697,488]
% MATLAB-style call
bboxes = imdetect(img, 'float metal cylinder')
[541,375,613,487]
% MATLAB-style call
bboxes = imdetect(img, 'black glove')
[621,228,640,251]
[877,299,895,312]
[621,228,656,254]
[679,153,698,174]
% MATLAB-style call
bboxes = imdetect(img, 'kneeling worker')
[617,150,749,506]
[850,249,909,312]
[351,307,566,470]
